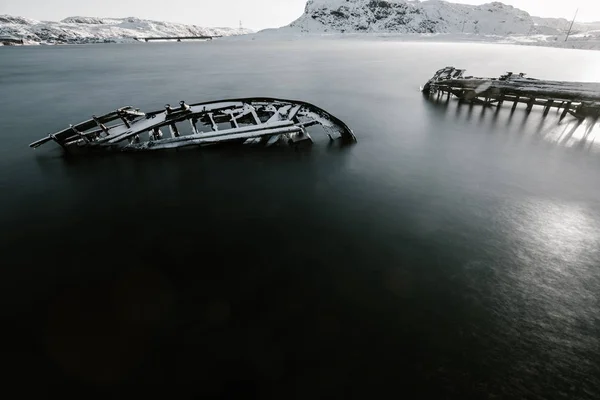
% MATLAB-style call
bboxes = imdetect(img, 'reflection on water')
[504,198,600,300]
[497,198,599,391]
[423,95,600,153]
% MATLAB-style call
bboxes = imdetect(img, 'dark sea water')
[1,40,600,399]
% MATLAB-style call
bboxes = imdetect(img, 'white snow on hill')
[3,2,600,50]
[286,0,534,34]
[283,0,600,37]
[0,15,253,45]
[266,0,600,50]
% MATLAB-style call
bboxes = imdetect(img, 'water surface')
[1,40,599,399]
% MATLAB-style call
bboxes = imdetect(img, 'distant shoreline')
[228,31,600,52]
[3,32,600,52]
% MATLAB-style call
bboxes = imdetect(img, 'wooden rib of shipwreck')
[30,98,357,153]
[421,67,600,120]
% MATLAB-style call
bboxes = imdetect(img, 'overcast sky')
[0,0,598,30]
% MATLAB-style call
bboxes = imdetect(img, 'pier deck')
[422,67,600,120]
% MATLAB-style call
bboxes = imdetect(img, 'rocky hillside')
[288,0,532,34]
[286,0,600,36]
[0,15,253,45]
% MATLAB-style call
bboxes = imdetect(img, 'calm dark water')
[1,40,600,399]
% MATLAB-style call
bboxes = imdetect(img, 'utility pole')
[565,8,578,42]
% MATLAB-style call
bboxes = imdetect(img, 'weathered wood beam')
[189,119,199,134]
[70,125,89,144]
[512,96,520,111]
[543,100,554,116]
[433,78,600,103]
[169,123,180,138]
[117,111,131,129]
[526,98,534,112]
[133,125,303,151]
[208,113,218,131]
[251,109,262,125]
[92,115,111,137]
[560,102,572,121]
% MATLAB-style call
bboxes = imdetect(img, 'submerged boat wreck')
[30,98,357,153]
[422,67,600,120]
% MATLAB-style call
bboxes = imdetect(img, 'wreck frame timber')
[30,98,357,153]
[422,67,600,120]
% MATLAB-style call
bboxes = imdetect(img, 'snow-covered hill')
[0,15,253,45]
[284,0,600,37]
[286,0,534,34]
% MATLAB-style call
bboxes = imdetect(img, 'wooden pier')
[137,36,220,42]
[422,67,600,120]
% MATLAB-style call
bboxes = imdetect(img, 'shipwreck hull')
[30,98,357,153]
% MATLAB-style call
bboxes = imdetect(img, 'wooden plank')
[439,78,600,102]
[118,111,131,128]
[29,136,54,148]
[127,126,303,151]
[169,123,180,138]
[110,120,296,148]
[189,119,198,134]
[104,107,281,145]
[251,109,262,125]
[92,115,111,136]
[288,105,303,121]
[70,125,89,144]
[208,113,218,131]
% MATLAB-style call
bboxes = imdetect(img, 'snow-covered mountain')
[284,0,599,36]
[286,0,533,34]
[0,15,253,45]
